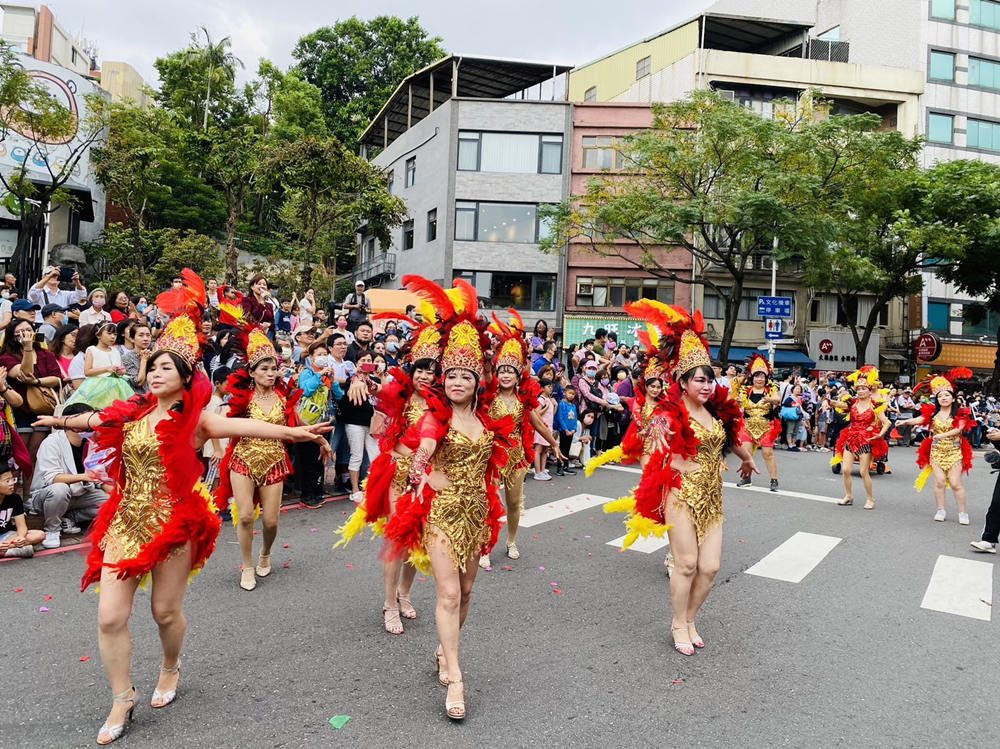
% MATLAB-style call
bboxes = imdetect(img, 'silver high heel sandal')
[151,662,180,708]
[96,686,136,745]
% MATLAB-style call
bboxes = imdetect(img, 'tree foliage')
[292,16,445,146]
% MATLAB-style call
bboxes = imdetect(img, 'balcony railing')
[348,253,397,287]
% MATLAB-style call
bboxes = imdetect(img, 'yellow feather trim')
[603,495,637,515]
[914,466,933,492]
[620,513,671,549]
[585,446,625,477]
[332,505,369,549]
[230,499,260,527]
[371,516,387,538]
[408,547,432,576]
[830,454,843,467]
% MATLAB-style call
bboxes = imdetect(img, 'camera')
[58,266,75,284]
[985,451,1000,467]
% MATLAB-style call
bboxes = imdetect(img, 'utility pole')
[768,235,778,369]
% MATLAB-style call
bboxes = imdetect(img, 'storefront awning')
[710,346,816,369]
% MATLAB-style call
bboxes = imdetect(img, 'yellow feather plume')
[914,466,933,492]
[830,454,843,467]
[585,446,624,477]
[620,514,671,550]
[408,547,432,576]
[333,506,369,549]
[230,499,260,527]
[371,516,387,538]
[646,322,660,349]
[603,495,637,515]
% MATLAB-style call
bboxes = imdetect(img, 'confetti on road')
[329,715,351,730]
[584,535,591,539]
[671,678,684,686]
[501,565,513,571]
[549,582,559,587]
[538,566,545,571]
[80,655,91,662]
[310,528,318,533]
[282,543,290,549]
[282,560,292,569]
[345,563,353,570]
[43,595,53,601]
[552,588,563,595]
[14,587,23,593]
[39,606,49,613]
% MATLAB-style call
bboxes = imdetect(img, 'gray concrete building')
[354,56,572,328]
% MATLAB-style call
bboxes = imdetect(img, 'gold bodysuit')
[102,418,171,561]
[742,389,775,442]
[232,397,287,485]
[673,417,727,544]
[424,427,494,569]
[489,396,526,480]
[391,397,426,495]
[638,400,670,455]
[930,416,963,472]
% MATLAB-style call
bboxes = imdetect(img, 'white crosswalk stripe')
[519,493,613,528]
[597,465,839,503]
[745,532,842,583]
[920,555,994,621]
[606,534,669,553]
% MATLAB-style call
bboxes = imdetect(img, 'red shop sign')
[913,332,941,362]
[819,339,834,354]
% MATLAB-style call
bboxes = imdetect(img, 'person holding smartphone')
[27,266,87,322]
[971,426,1000,554]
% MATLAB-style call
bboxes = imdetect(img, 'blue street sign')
[764,318,783,340]
[757,296,793,318]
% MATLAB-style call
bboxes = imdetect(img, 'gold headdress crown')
[153,314,200,367]
[490,309,528,373]
[847,365,881,389]
[676,329,712,376]
[247,327,278,368]
[643,356,667,382]
[410,325,441,362]
[495,337,526,373]
[749,354,771,378]
[926,367,972,396]
[441,320,484,378]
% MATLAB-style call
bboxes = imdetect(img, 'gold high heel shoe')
[96,686,136,745]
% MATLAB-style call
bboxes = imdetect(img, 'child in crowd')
[554,385,579,476]
[0,460,44,558]
[533,378,557,481]
[575,410,595,468]
[203,367,232,491]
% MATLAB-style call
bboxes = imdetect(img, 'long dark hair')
[933,388,955,420]
[51,324,78,358]
[0,319,37,356]
[72,324,98,356]
[148,349,194,392]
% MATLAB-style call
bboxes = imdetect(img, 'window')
[404,157,416,187]
[456,131,564,174]
[71,48,78,65]
[927,113,954,144]
[931,0,956,19]
[386,170,394,194]
[581,135,625,170]
[426,208,437,242]
[455,270,556,311]
[575,277,674,308]
[584,86,597,102]
[636,55,651,80]
[402,219,414,250]
[809,295,888,327]
[971,0,1000,29]
[455,201,477,240]
[929,50,956,81]
[817,26,841,41]
[453,201,548,243]
[968,118,1000,152]
[927,301,950,332]
[970,56,1000,90]
[962,305,1000,337]
[702,288,797,321]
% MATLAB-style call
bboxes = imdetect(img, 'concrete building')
[0,3,93,76]
[354,56,572,328]
[567,6,926,372]
[562,102,693,348]
[97,61,150,106]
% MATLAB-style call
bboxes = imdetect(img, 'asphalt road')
[2,444,997,748]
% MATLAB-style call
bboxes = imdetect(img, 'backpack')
[297,384,329,425]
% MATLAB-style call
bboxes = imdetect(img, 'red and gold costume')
[81,270,219,590]
[912,368,974,490]
[601,302,743,548]
[830,366,889,468]
[736,355,781,449]
[379,276,514,573]
[214,325,300,519]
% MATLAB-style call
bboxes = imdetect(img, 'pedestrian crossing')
[517,480,995,622]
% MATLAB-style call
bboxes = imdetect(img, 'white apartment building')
[0,3,93,76]
[356,56,572,328]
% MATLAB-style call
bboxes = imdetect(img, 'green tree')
[207,122,264,283]
[292,16,445,146]
[265,135,405,289]
[543,92,892,362]
[924,160,1000,390]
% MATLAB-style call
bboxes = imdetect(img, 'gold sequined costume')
[489,396,526,481]
[390,398,428,495]
[424,428,495,569]
[670,418,727,544]
[929,417,964,472]
[230,397,291,486]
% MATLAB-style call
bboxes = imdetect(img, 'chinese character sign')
[563,316,640,347]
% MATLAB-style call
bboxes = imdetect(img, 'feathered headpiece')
[246,327,278,368]
[152,268,207,367]
[214,286,276,368]
[402,275,488,379]
[490,309,528,374]
[918,367,973,397]
[625,300,711,377]
[846,365,881,389]
[748,353,771,379]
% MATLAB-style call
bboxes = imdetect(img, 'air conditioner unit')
[717,89,736,102]
[577,282,593,295]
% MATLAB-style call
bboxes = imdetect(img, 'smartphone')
[59,266,75,284]
[359,362,377,374]
[34,332,45,343]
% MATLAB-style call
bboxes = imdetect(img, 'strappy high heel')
[445,678,466,721]
[397,594,417,620]
[255,552,272,577]
[505,542,520,560]
[837,497,853,506]
[151,662,180,708]
[687,620,705,649]
[671,625,695,656]
[96,686,136,745]
[434,649,449,686]
[383,606,403,635]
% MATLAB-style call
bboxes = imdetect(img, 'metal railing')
[347,252,397,287]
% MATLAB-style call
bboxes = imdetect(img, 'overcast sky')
[42,0,713,85]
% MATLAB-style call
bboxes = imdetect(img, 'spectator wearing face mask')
[383,334,401,367]
[78,288,113,326]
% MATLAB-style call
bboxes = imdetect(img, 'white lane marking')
[607,534,669,553]
[920,555,993,621]
[520,494,613,528]
[597,466,839,504]
[745,532,842,583]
